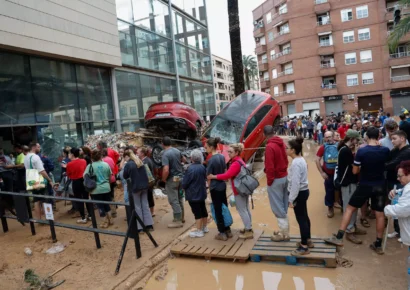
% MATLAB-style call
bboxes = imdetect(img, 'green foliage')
[242,55,259,90]
[388,0,410,52]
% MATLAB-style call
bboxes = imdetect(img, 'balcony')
[322,84,338,96]
[316,20,332,34]
[278,68,293,77]
[255,44,267,55]
[254,26,265,38]
[318,42,334,55]
[261,79,271,89]
[392,75,410,82]
[314,0,330,14]
[259,61,269,71]
[386,4,410,21]
[320,62,336,76]
[275,91,295,97]
[271,48,292,62]
[273,30,291,45]
[272,10,288,26]
[389,51,410,66]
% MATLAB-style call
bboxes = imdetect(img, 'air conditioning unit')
[347,94,355,100]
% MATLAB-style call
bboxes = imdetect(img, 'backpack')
[233,161,259,197]
[84,164,97,192]
[323,143,339,169]
[333,147,349,189]
[210,203,233,227]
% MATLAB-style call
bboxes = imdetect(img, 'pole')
[114,209,135,275]
[134,214,158,248]
[26,196,36,236]
[89,202,101,249]
[1,214,8,233]
[49,220,57,243]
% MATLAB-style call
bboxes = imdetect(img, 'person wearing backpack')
[264,125,290,242]
[208,143,253,240]
[336,130,367,244]
[315,131,339,218]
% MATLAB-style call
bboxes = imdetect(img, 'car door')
[241,105,273,162]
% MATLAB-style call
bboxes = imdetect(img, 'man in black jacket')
[399,119,410,144]
[385,130,410,240]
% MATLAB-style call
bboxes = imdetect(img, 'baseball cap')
[346,129,360,139]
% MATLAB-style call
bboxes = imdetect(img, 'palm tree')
[227,0,245,96]
[242,55,258,90]
[388,0,410,52]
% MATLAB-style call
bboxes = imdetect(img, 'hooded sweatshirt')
[265,137,289,186]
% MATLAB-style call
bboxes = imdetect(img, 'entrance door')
[325,100,343,116]
[358,95,383,115]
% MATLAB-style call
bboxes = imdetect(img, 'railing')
[279,29,290,36]
[319,40,331,47]
[278,68,294,77]
[275,91,295,96]
[320,62,335,68]
[262,58,268,63]
[315,0,328,4]
[254,21,264,31]
[390,51,410,59]
[279,7,288,15]
[271,48,292,60]
[363,79,374,84]
[361,58,372,63]
[392,75,410,82]
[317,19,331,26]
[322,84,337,89]
[263,77,270,81]
[387,4,409,12]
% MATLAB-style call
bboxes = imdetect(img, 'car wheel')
[151,144,163,167]
[188,140,203,149]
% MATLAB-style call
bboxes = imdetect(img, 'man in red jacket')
[264,125,290,242]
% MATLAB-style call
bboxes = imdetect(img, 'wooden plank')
[252,254,329,267]
[171,243,189,254]
[225,241,244,258]
[260,235,328,240]
[210,244,226,257]
[234,229,263,259]
[254,240,335,249]
[253,242,336,253]
[249,249,336,260]
[188,245,202,254]
[195,246,209,255]
[181,244,197,254]
[203,246,215,255]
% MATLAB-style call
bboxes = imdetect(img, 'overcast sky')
[206,0,265,61]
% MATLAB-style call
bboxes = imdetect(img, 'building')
[253,0,410,117]
[0,0,215,166]
[212,55,235,112]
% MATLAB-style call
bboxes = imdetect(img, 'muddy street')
[145,139,407,290]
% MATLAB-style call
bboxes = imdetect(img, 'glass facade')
[0,51,114,175]
[115,0,215,119]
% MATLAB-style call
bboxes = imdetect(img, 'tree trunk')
[227,0,245,96]
[245,69,250,90]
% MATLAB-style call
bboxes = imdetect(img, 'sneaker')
[168,220,183,228]
[398,238,402,243]
[324,236,344,246]
[146,225,154,232]
[239,228,246,234]
[271,231,290,242]
[215,233,228,241]
[360,218,370,228]
[387,231,399,239]
[203,226,209,233]
[354,227,367,235]
[291,246,310,256]
[225,230,233,239]
[296,239,314,248]
[76,218,88,224]
[369,242,384,255]
[189,230,204,238]
[239,229,254,240]
[327,207,334,218]
[346,233,362,244]
[333,202,342,209]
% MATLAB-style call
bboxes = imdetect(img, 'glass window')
[347,74,359,86]
[266,12,272,24]
[272,68,277,79]
[244,105,272,139]
[172,0,207,24]
[279,4,288,14]
[362,72,374,84]
[76,65,114,122]
[280,23,289,34]
[268,31,274,42]
[0,52,35,125]
[176,44,212,82]
[132,0,171,37]
[341,9,353,22]
[345,52,356,65]
[358,28,370,41]
[116,0,133,23]
[274,86,279,96]
[30,57,79,124]
[360,50,372,62]
[343,30,354,43]
[356,5,369,19]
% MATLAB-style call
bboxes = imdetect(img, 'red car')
[145,102,205,139]
[202,91,280,167]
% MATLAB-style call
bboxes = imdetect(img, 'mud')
[144,139,408,290]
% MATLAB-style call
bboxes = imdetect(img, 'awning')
[318,31,332,36]
[392,64,410,69]
[273,21,283,28]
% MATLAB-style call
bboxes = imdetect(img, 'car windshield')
[203,92,267,143]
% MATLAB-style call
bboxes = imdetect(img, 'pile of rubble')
[85,129,160,150]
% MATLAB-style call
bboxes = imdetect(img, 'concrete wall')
[0,0,121,66]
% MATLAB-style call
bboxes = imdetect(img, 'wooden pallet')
[171,229,263,262]
[250,235,337,268]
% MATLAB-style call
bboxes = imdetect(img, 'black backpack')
[84,164,97,192]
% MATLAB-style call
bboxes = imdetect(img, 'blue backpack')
[323,143,339,169]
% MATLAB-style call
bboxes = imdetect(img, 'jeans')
[267,177,288,218]
[210,188,231,233]
[132,189,153,230]
[235,194,252,230]
[165,178,182,215]
[91,193,111,217]
[341,184,357,233]
[293,189,311,245]
[318,132,323,144]
[307,129,313,139]
[324,175,335,207]
[147,188,155,208]
[72,178,92,220]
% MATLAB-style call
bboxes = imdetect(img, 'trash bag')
[210,203,233,228]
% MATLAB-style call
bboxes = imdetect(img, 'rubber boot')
[110,205,117,218]
[271,217,290,242]
[107,212,114,226]
[168,213,183,228]
[180,199,185,223]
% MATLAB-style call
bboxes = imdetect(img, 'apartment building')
[253,0,410,117]
[212,55,235,112]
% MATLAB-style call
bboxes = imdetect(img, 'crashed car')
[202,91,280,169]
[144,102,205,140]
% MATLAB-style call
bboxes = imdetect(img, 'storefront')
[391,89,410,116]
[358,95,383,115]
[324,95,343,116]
[302,102,320,118]
[287,103,296,115]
